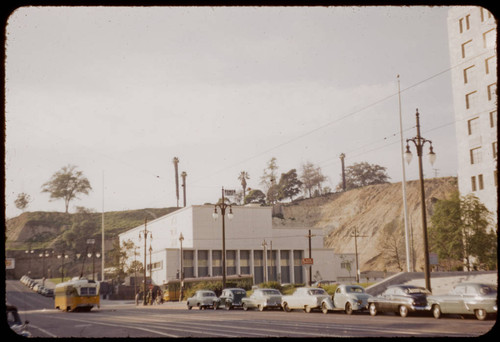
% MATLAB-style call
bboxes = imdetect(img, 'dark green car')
[215,288,247,310]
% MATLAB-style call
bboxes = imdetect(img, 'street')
[6,280,496,338]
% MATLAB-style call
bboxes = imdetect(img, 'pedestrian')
[135,291,140,306]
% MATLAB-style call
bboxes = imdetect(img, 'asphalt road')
[5,280,496,338]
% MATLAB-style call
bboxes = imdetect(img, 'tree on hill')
[260,158,279,204]
[337,162,390,191]
[244,189,266,204]
[238,171,250,204]
[14,192,32,212]
[300,162,327,198]
[41,165,92,213]
[277,169,302,202]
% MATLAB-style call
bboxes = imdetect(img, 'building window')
[494,170,498,187]
[490,111,497,127]
[468,117,479,135]
[481,8,493,21]
[465,91,477,109]
[483,29,496,49]
[493,142,498,159]
[461,40,473,58]
[487,83,497,101]
[470,147,482,164]
[471,176,477,191]
[478,174,484,190]
[485,56,496,75]
[459,15,471,33]
[463,65,475,84]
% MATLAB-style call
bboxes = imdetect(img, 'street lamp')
[25,249,34,276]
[57,252,69,282]
[139,218,152,305]
[179,233,184,302]
[404,109,436,292]
[39,250,51,282]
[212,187,234,289]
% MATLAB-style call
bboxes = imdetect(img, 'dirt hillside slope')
[272,177,458,272]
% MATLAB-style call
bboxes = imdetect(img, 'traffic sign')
[302,258,314,265]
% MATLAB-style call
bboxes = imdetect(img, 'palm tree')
[238,171,250,204]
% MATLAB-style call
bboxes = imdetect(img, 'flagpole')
[398,75,412,272]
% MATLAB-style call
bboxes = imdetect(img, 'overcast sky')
[5,6,460,218]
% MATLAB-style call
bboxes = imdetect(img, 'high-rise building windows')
[459,14,471,33]
[463,65,475,84]
[470,147,482,164]
[490,111,497,128]
[485,56,496,75]
[487,83,497,101]
[471,176,477,191]
[493,141,498,159]
[483,28,496,49]
[468,117,480,135]
[465,91,477,109]
[478,174,484,190]
[481,8,493,22]
[461,40,473,58]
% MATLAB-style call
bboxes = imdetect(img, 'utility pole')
[306,230,315,286]
[262,240,268,283]
[181,171,187,207]
[339,153,346,191]
[173,157,180,207]
[350,227,368,283]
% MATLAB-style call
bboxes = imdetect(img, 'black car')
[7,305,31,337]
[368,285,430,317]
[215,288,247,310]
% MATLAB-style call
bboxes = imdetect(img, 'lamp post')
[25,249,34,276]
[339,153,346,192]
[57,252,69,283]
[39,250,51,282]
[179,233,184,302]
[212,187,234,289]
[139,218,152,305]
[404,109,436,292]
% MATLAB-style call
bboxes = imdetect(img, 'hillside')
[273,177,458,272]
[5,207,178,250]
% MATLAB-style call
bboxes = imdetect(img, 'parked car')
[186,290,219,310]
[427,283,497,320]
[368,285,430,317]
[242,288,283,311]
[282,287,334,313]
[42,287,54,297]
[6,305,31,337]
[215,288,247,310]
[333,284,372,314]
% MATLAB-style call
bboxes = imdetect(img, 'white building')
[447,6,497,216]
[119,205,356,286]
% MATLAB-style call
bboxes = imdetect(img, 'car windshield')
[404,287,429,294]
[346,286,364,293]
[479,285,497,295]
[308,289,326,295]
[262,290,280,295]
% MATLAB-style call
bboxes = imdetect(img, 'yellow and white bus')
[54,277,100,312]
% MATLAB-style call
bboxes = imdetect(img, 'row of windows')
[463,57,496,84]
[470,142,497,164]
[458,8,493,34]
[460,29,496,58]
[471,171,498,191]
[465,83,497,109]
[467,111,497,135]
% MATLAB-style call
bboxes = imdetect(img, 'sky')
[4,6,460,219]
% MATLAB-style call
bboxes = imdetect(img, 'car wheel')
[345,302,353,315]
[225,302,232,310]
[321,302,329,314]
[399,305,408,318]
[243,303,248,311]
[258,304,264,312]
[369,303,377,316]
[304,305,312,313]
[432,304,441,319]
[187,304,192,310]
[475,309,487,321]
[283,302,291,312]
[199,305,204,310]
[213,302,218,310]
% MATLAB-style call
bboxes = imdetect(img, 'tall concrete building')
[447,6,497,217]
